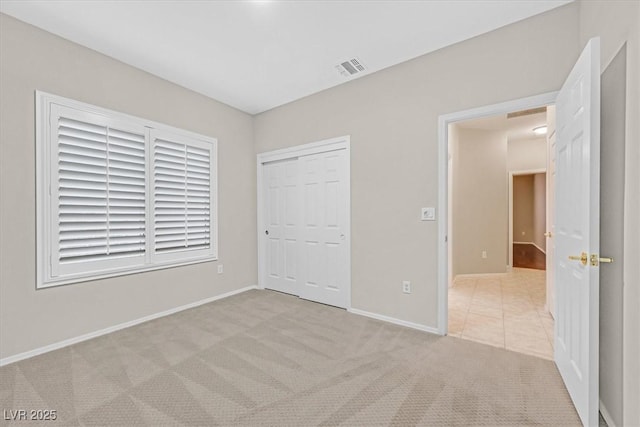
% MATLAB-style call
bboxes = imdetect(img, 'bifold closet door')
[298,150,349,308]
[263,158,299,296]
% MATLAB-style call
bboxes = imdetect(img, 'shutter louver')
[153,137,211,253]
[57,116,146,264]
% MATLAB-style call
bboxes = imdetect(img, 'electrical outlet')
[402,281,411,294]
[482,251,487,259]
[217,264,223,274]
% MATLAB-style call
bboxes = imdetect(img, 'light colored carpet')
[0,289,581,426]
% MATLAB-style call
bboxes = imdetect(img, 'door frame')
[256,135,352,309]
[508,168,547,269]
[437,92,557,335]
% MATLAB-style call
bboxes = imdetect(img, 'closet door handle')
[265,230,269,235]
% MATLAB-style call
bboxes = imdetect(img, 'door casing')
[437,92,558,335]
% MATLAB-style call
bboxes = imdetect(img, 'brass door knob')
[568,252,588,266]
[591,254,613,266]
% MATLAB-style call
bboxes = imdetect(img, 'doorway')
[257,136,351,309]
[440,94,556,360]
[510,171,547,271]
[439,39,604,426]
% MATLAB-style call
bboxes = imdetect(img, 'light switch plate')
[421,207,436,221]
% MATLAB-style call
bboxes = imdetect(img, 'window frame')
[36,91,218,289]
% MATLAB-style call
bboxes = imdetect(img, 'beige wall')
[507,137,547,171]
[454,128,508,274]
[513,175,535,243]
[254,4,579,326]
[578,1,640,425]
[0,14,257,359]
[532,173,546,251]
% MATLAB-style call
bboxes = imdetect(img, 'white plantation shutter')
[51,105,147,277]
[151,130,215,261]
[37,93,217,288]
[57,117,109,262]
[105,128,147,256]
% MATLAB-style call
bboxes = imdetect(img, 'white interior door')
[554,37,600,427]
[263,158,299,295]
[298,149,349,308]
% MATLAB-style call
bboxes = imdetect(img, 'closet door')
[298,149,349,308]
[263,158,299,295]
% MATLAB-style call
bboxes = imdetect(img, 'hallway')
[448,268,553,360]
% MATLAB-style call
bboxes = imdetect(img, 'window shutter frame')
[36,91,218,288]
[49,104,148,279]
[150,129,217,264]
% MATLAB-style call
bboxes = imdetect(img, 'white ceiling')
[458,111,548,142]
[0,0,572,115]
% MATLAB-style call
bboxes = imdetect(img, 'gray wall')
[579,2,640,424]
[254,3,580,327]
[454,128,508,275]
[0,14,257,359]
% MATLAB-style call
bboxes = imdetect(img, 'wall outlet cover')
[402,280,411,294]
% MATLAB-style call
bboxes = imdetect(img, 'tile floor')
[448,267,554,360]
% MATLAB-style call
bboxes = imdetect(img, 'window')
[36,92,217,288]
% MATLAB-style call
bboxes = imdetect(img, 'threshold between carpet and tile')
[0,288,580,426]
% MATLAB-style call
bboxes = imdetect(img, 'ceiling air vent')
[336,58,366,77]
[507,107,547,119]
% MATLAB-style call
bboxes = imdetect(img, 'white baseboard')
[0,285,258,367]
[599,399,617,427]
[348,308,440,335]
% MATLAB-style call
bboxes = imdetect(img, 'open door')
[554,37,601,426]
